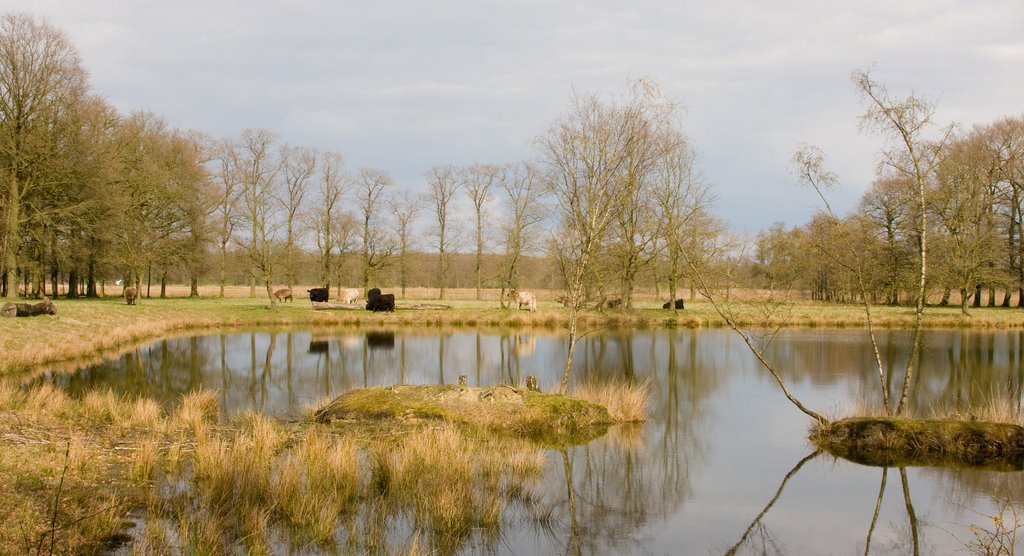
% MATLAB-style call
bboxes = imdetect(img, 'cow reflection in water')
[365,331,395,350]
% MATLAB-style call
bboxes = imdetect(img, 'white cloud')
[7,0,1024,232]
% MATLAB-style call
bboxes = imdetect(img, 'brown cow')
[124,287,138,305]
[1,299,56,317]
[274,288,293,302]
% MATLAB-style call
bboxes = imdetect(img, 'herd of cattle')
[0,287,685,317]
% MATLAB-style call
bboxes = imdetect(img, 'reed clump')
[571,378,651,422]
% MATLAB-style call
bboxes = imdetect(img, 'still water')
[44,328,1024,554]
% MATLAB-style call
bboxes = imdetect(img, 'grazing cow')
[605,298,623,309]
[509,289,537,312]
[365,288,396,312]
[124,287,138,305]
[663,298,685,310]
[308,288,329,303]
[337,287,361,304]
[274,288,293,302]
[2,299,56,317]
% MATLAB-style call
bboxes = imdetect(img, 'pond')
[40,328,1024,554]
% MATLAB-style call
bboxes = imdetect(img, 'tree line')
[752,114,1024,314]
[0,14,712,305]
[5,13,1019,312]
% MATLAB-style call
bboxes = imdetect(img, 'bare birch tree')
[278,144,316,290]
[311,150,347,289]
[540,89,637,394]
[389,190,422,299]
[426,165,460,300]
[499,162,545,306]
[460,163,499,300]
[854,69,950,414]
[356,167,395,291]
[237,129,281,303]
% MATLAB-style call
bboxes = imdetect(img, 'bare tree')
[609,79,678,308]
[499,162,546,306]
[310,150,348,289]
[209,139,243,297]
[237,129,282,303]
[539,88,637,394]
[389,190,422,299]
[459,163,500,300]
[653,132,711,308]
[854,69,951,414]
[278,144,316,290]
[425,165,460,300]
[356,167,395,291]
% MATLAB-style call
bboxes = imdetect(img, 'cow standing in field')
[274,288,293,302]
[308,288,329,303]
[124,287,137,305]
[337,288,361,304]
[509,289,537,312]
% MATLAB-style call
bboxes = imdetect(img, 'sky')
[8,0,1024,234]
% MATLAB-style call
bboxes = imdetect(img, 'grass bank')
[810,417,1024,470]
[3,287,1024,375]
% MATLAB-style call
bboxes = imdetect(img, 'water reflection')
[31,328,1024,554]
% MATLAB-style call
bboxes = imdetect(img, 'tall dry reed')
[572,378,651,422]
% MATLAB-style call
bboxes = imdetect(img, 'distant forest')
[2,14,1022,312]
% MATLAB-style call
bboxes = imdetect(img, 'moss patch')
[313,385,613,446]
[810,417,1024,470]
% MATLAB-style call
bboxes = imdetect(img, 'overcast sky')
[9,1,1024,233]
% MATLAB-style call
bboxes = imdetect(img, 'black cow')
[308,288,329,303]
[365,288,396,312]
[662,298,685,310]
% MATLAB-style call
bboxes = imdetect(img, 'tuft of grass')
[571,378,651,423]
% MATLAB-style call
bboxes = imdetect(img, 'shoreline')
[3,294,1024,375]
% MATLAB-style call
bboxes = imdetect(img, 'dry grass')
[810,417,1024,469]
[571,378,651,422]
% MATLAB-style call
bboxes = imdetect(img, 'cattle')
[663,298,685,310]
[509,289,537,312]
[338,287,361,304]
[605,298,623,309]
[556,295,573,308]
[365,287,396,312]
[1,299,56,317]
[124,287,138,305]
[308,287,329,303]
[274,288,293,302]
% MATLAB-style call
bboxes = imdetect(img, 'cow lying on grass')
[663,298,685,310]
[509,289,537,312]
[1,299,57,317]
[366,288,395,312]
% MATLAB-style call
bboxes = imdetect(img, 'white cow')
[509,289,537,312]
[338,287,362,304]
